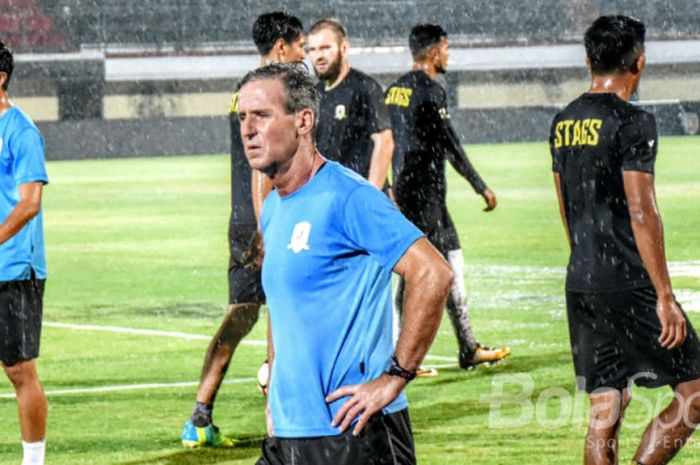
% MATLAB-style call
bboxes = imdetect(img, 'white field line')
[423,354,454,361]
[0,377,254,399]
[43,322,266,346]
[44,322,460,366]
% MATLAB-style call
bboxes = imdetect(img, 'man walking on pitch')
[0,40,49,465]
[385,24,510,371]
[181,12,306,448]
[307,18,394,189]
[551,15,700,465]
[237,63,452,465]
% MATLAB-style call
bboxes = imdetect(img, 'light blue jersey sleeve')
[342,184,424,271]
[10,128,48,186]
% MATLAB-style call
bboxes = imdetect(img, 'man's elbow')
[384,134,395,159]
[23,199,42,219]
[424,259,453,299]
[439,262,454,294]
[628,204,656,227]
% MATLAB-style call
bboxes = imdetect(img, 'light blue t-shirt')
[261,161,424,438]
[0,106,48,281]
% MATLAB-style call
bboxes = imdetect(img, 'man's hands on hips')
[326,373,407,436]
[481,188,497,211]
[657,295,687,349]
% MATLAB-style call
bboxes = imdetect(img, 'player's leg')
[183,303,261,448]
[444,249,477,360]
[3,360,47,437]
[0,278,47,465]
[194,303,261,413]
[438,211,510,369]
[567,290,635,464]
[633,378,700,464]
[585,388,631,465]
[445,249,510,368]
[611,287,700,464]
[182,224,265,448]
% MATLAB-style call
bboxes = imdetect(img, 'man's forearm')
[0,198,41,244]
[367,130,393,190]
[630,206,673,298]
[393,242,452,369]
[624,172,674,299]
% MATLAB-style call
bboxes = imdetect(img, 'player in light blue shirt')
[238,64,453,465]
[0,39,49,465]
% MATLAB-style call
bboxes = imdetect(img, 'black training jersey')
[229,90,256,226]
[315,68,391,178]
[386,71,487,222]
[550,92,657,293]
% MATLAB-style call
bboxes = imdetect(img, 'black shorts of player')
[229,222,266,305]
[256,409,416,465]
[409,205,460,257]
[567,286,700,393]
[0,277,45,366]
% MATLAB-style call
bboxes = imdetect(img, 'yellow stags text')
[554,118,602,148]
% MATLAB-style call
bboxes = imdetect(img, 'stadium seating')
[3,0,699,53]
[0,0,66,51]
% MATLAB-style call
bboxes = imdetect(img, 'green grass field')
[1,137,699,464]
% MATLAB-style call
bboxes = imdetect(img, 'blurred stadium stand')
[2,0,700,158]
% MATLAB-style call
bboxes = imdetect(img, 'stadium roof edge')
[15,40,700,81]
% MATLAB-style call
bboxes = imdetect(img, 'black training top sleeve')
[431,86,487,194]
[620,111,658,174]
[362,77,392,135]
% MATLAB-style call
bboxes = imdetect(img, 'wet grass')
[0,137,698,464]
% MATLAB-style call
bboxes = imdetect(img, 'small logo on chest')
[287,221,311,253]
[334,105,347,120]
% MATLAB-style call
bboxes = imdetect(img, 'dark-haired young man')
[181,11,305,448]
[385,24,510,372]
[307,19,394,189]
[0,39,49,465]
[551,15,700,465]
[237,62,451,465]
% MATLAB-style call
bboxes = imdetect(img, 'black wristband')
[385,355,416,381]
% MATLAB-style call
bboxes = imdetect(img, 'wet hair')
[308,18,347,43]
[409,24,448,60]
[239,63,318,125]
[0,39,13,91]
[252,11,304,56]
[584,15,646,75]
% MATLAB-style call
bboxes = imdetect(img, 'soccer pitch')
[0,137,699,464]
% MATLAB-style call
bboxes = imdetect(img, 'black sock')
[192,402,213,427]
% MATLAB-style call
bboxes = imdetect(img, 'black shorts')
[0,278,45,365]
[567,286,700,393]
[403,204,460,256]
[229,222,265,305]
[256,409,416,465]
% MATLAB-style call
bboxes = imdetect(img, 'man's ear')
[631,53,645,75]
[273,38,286,59]
[430,45,441,65]
[0,72,7,90]
[585,57,591,70]
[296,108,315,136]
